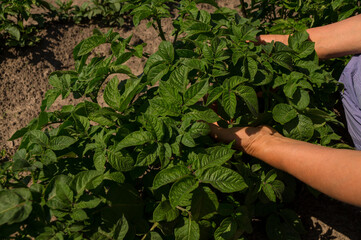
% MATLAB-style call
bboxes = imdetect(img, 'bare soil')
[0,1,360,239]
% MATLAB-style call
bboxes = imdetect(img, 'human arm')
[209,124,361,207]
[258,14,361,59]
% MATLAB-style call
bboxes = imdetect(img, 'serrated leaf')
[198,166,247,193]
[153,166,190,189]
[272,104,298,124]
[184,80,209,106]
[49,136,77,151]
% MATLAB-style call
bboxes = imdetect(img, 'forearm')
[259,15,361,59]
[251,134,361,207]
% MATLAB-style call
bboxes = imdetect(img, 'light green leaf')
[272,104,298,125]
[206,86,223,105]
[153,165,190,190]
[28,130,49,147]
[148,64,169,85]
[49,136,77,151]
[197,166,247,193]
[283,114,314,141]
[114,214,129,240]
[189,122,210,138]
[149,97,181,117]
[136,143,158,166]
[143,114,164,141]
[169,66,189,93]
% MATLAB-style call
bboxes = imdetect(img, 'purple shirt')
[339,54,361,150]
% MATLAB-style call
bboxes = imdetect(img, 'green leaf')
[153,165,190,189]
[115,131,155,151]
[49,136,77,151]
[193,146,235,169]
[153,200,179,222]
[191,186,219,220]
[174,217,200,240]
[5,26,20,41]
[148,64,169,85]
[283,115,314,141]
[222,91,237,119]
[108,150,134,172]
[189,122,210,138]
[169,176,199,208]
[135,144,158,166]
[235,85,259,116]
[28,130,49,147]
[12,149,30,171]
[71,170,103,196]
[158,41,174,63]
[184,79,209,106]
[206,86,223,105]
[74,195,102,209]
[197,166,247,193]
[0,189,32,225]
[186,22,212,35]
[114,214,129,240]
[214,217,237,240]
[169,66,189,93]
[262,183,276,202]
[104,76,122,110]
[181,132,196,148]
[290,89,310,110]
[143,114,164,141]
[272,104,298,125]
[149,97,181,117]
[77,35,106,56]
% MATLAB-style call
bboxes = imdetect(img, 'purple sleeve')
[339,54,361,150]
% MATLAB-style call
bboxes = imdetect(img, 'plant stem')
[141,222,159,240]
[155,17,166,41]
[239,0,247,18]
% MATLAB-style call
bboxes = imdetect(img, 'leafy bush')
[0,0,351,239]
[0,0,53,47]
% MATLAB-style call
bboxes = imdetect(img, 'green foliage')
[0,0,353,239]
[0,0,53,47]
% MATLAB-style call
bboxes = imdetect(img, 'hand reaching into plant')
[258,14,361,59]
[210,123,361,207]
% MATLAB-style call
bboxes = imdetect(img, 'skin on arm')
[258,14,361,59]
[209,124,361,207]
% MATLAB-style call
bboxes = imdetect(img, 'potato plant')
[0,1,348,239]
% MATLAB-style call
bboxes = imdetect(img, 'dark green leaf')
[153,165,190,189]
[272,104,297,124]
[169,176,199,208]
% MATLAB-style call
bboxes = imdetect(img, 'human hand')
[208,123,283,156]
[256,34,289,45]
